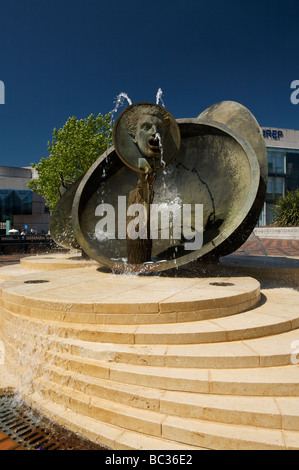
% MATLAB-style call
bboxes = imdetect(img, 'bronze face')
[133,114,165,159]
[112,102,181,173]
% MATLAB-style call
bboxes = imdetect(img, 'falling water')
[155,132,166,170]
[107,92,133,149]
[156,88,165,107]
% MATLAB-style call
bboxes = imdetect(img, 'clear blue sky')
[1,0,299,168]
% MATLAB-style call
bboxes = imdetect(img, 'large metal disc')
[197,101,267,257]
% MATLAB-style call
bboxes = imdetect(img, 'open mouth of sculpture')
[148,137,161,155]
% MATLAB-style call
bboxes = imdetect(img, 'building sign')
[263,129,284,140]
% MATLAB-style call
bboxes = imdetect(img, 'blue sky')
[0,0,299,167]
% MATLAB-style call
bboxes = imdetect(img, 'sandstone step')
[162,415,299,450]
[2,293,299,344]
[0,264,32,282]
[32,378,299,450]
[44,364,299,431]
[26,391,202,450]
[3,318,299,369]
[20,254,97,271]
[0,270,261,323]
[5,338,299,397]
[42,327,299,369]
[50,351,299,396]
[1,296,258,325]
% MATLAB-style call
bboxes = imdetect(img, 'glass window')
[267,150,286,174]
[0,189,32,222]
[275,178,284,194]
[275,155,284,174]
[266,176,285,202]
[267,177,273,194]
[268,155,273,173]
[286,152,299,191]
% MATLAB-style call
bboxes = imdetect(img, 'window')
[267,177,273,194]
[0,189,32,221]
[275,155,284,174]
[286,152,299,191]
[266,176,285,202]
[267,150,286,175]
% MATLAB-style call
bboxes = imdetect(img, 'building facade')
[0,166,50,234]
[259,127,299,226]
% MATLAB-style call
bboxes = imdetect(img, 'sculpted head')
[123,105,170,159]
[113,102,181,173]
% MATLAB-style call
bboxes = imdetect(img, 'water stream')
[156,88,165,107]
[106,92,133,149]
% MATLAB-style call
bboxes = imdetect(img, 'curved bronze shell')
[49,176,83,250]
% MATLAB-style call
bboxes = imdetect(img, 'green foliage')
[273,188,299,227]
[28,113,112,210]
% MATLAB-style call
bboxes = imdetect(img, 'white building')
[259,127,299,226]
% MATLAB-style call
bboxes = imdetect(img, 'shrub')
[273,188,299,227]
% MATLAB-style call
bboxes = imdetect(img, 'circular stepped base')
[1,254,299,450]
[0,266,260,324]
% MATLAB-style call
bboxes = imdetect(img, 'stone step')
[5,339,299,397]
[33,378,299,450]
[44,328,299,369]
[2,293,299,344]
[3,318,299,369]
[26,391,201,450]
[1,295,259,325]
[51,352,299,396]
[44,364,299,431]
[0,270,261,324]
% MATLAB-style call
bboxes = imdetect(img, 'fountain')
[49,99,267,273]
[1,98,299,450]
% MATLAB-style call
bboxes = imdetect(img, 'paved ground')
[0,253,34,268]
[234,235,299,258]
[0,430,24,450]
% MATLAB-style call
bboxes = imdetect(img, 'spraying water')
[156,88,165,107]
[111,92,132,117]
[155,89,167,169]
[107,92,132,149]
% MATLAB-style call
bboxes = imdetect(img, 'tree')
[28,113,112,211]
[273,188,299,227]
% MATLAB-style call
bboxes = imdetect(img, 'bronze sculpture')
[50,100,267,273]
